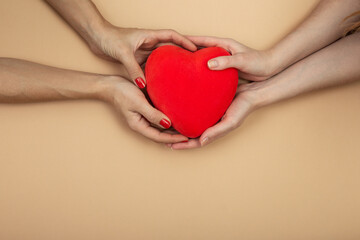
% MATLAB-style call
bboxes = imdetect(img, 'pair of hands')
[91,22,276,148]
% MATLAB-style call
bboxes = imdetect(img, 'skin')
[206,0,360,81]
[168,0,360,150]
[44,0,196,142]
[0,58,188,144]
[2,0,358,148]
[44,0,197,85]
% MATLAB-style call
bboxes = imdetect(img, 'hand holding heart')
[189,36,278,81]
[168,84,257,150]
[86,25,197,88]
[44,0,360,149]
[145,37,274,149]
[145,45,238,139]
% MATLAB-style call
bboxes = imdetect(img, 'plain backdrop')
[1,0,360,239]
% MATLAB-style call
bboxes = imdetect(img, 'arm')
[0,58,106,103]
[0,58,188,143]
[269,0,360,75]
[44,0,196,88]
[189,0,360,81]
[169,33,360,149]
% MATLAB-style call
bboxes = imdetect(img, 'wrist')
[265,47,288,77]
[240,80,276,110]
[81,16,113,52]
[95,75,125,104]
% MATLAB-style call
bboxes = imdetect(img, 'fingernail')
[208,60,218,69]
[135,77,146,89]
[160,118,171,129]
[201,137,208,146]
[181,140,188,143]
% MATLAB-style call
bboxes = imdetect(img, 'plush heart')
[145,45,238,138]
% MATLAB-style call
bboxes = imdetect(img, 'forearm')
[248,33,360,108]
[44,0,108,47]
[269,0,360,74]
[0,58,110,103]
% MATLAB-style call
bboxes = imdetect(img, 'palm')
[168,84,254,150]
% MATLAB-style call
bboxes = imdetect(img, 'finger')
[238,71,269,81]
[121,53,147,88]
[154,29,197,51]
[162,128,182,135]
[200,95,253,146]
[137,102,173,130]
[198,116,237,147]
[169,139,202,150]
[207,54,243,71]
[132,117,188,143]
[186,35,228,49]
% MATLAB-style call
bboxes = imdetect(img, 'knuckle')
[127,120,138,131]
[147,112,159,123]
[220,56,231,66]
[234,54,243,63]
[227,116,239,130]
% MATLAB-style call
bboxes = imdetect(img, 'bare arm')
[44,0,108,51]
[270,0,360,74]
[250,33,360,108]
[0,58,187,143]
[170,33,360,149]
[44,0,196,87]
[190,0,360,81]
[0,58,106,103]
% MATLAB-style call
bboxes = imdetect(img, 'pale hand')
[89,24,197,88]
[104,76,189,144]
[187,36,277,81]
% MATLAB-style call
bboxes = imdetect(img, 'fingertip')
[189,43,198,52]
[135,77,146,89]
[160,118,171,129]
[207,59,218,69]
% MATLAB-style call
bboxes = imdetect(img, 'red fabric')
[145,45,238,138]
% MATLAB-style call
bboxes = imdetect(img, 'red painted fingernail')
[160,118,171,129]
[135,77,146,89]
[181,140,188,143]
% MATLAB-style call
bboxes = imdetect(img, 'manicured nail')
[135,77,146,89]
[181,140,188,143]
[208,60,218,69]
[201,137,208,146]
[160,118,171,129]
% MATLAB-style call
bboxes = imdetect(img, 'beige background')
[1,0,360,239]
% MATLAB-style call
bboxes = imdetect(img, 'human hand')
[102,76,189,143]
[88,23,197,88]
[166,82,264,149]
[187,36,279,81]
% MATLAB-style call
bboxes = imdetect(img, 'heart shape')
[145,45,238,138]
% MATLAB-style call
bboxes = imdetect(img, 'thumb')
[207,54,243,71]
[138,103,172,130]
[122,54,147,89]
[199,115,235,147]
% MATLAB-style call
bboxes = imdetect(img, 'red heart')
[145,45,238,138]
